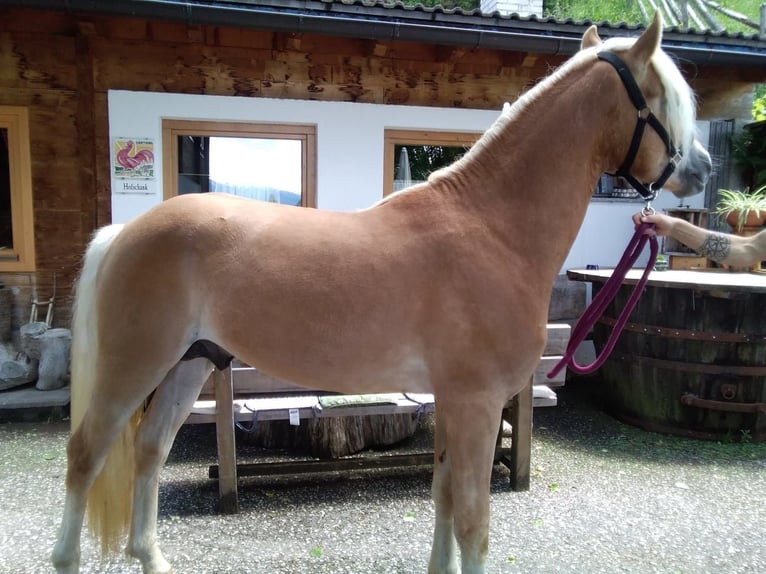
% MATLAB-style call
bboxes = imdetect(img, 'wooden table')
[568,267,766,294]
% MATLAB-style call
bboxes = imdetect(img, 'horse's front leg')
[435,396,503,574]
[127,358,213,574]
[429,402,459,574]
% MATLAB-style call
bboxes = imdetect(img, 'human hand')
[632,211,676,237]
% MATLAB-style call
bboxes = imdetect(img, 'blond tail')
[70,223,142,555]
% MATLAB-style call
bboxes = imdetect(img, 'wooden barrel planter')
[570,269,766,442]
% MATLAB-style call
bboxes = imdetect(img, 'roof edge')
[2,0,765,67]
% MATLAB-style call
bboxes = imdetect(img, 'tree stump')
[20,322,71,390]
[239,413,420,459]
[0,354,38,391]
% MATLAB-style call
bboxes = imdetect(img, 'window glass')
[0,128,12,250]
[164,121,315,207]
[393,144,470,193]
[0,107,34,271]
[383,130,480,197]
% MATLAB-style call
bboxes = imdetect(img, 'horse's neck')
[446,63,618,282]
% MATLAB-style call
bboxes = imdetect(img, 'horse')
[53,13,711,574]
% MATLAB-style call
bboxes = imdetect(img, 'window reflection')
[393,144,470,192]
[177,136,303,206]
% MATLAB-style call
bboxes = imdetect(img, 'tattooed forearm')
[697,232,730,262]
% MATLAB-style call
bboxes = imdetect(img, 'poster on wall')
[112,137,156,194]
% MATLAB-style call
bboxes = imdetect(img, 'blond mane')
[401,33,697,197]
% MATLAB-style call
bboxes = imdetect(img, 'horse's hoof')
[52,562,80,574]
[141,556,172,574]
[51,552,80,574]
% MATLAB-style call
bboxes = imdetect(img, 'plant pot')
[725,210,766,232]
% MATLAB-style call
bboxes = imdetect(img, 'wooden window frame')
[383,129,482,198]
[0,106,35,272]
[162,119,317,207]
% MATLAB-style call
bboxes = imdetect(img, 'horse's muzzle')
[668,139,712,199]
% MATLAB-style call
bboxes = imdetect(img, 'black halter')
[597,51,683,202]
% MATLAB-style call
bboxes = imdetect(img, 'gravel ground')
[1,379,765,574]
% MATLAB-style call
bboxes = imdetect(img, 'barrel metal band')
[680,393,766,415]
[597,316,766,343]
[611,354,766,376]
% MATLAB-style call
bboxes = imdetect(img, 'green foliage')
[395,145,470,182]
[399,0,479,9]
[715,184,766,231]
[754,85,766,122]
[543,0,760,33]
[721,0,762,34]
[543,0,642,24]
[732,122,766,190]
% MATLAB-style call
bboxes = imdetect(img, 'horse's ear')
[628,12,663,65]
[581,25,601,50]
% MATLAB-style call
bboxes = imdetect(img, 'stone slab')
[0,385,70,409]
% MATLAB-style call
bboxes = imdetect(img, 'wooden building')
[1,0,765,328]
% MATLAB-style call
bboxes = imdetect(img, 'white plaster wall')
[108,90,498,219]
[565,190,704,271]
[108,90,706,273]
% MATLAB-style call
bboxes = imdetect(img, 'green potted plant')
[732,121,766,191]
[715,184,766,233]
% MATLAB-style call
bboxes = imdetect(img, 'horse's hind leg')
[429,402,459,574]
[52,398,146,572]
[52,429,104,573]
[127,357,213,574]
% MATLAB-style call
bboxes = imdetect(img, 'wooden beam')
[508,378,533,491]
[213,368,239,514]
[434,45,467,63]
[75,31,98,243]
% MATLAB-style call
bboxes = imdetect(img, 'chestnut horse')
[53,15,711,574]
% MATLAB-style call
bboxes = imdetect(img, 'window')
[0,107,35,272]
[383,129,481,197]
[593,175,642,200]
[162,120,316,207]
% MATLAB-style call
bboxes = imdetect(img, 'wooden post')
[509,377,533,491]
[213,367,239,513]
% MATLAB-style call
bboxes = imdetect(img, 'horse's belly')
[238,348,433,395]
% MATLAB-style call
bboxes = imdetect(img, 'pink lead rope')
[547,222,658,378]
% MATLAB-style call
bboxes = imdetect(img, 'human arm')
[633,212,766,267]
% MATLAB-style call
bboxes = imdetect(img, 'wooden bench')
[187,323,570,513]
